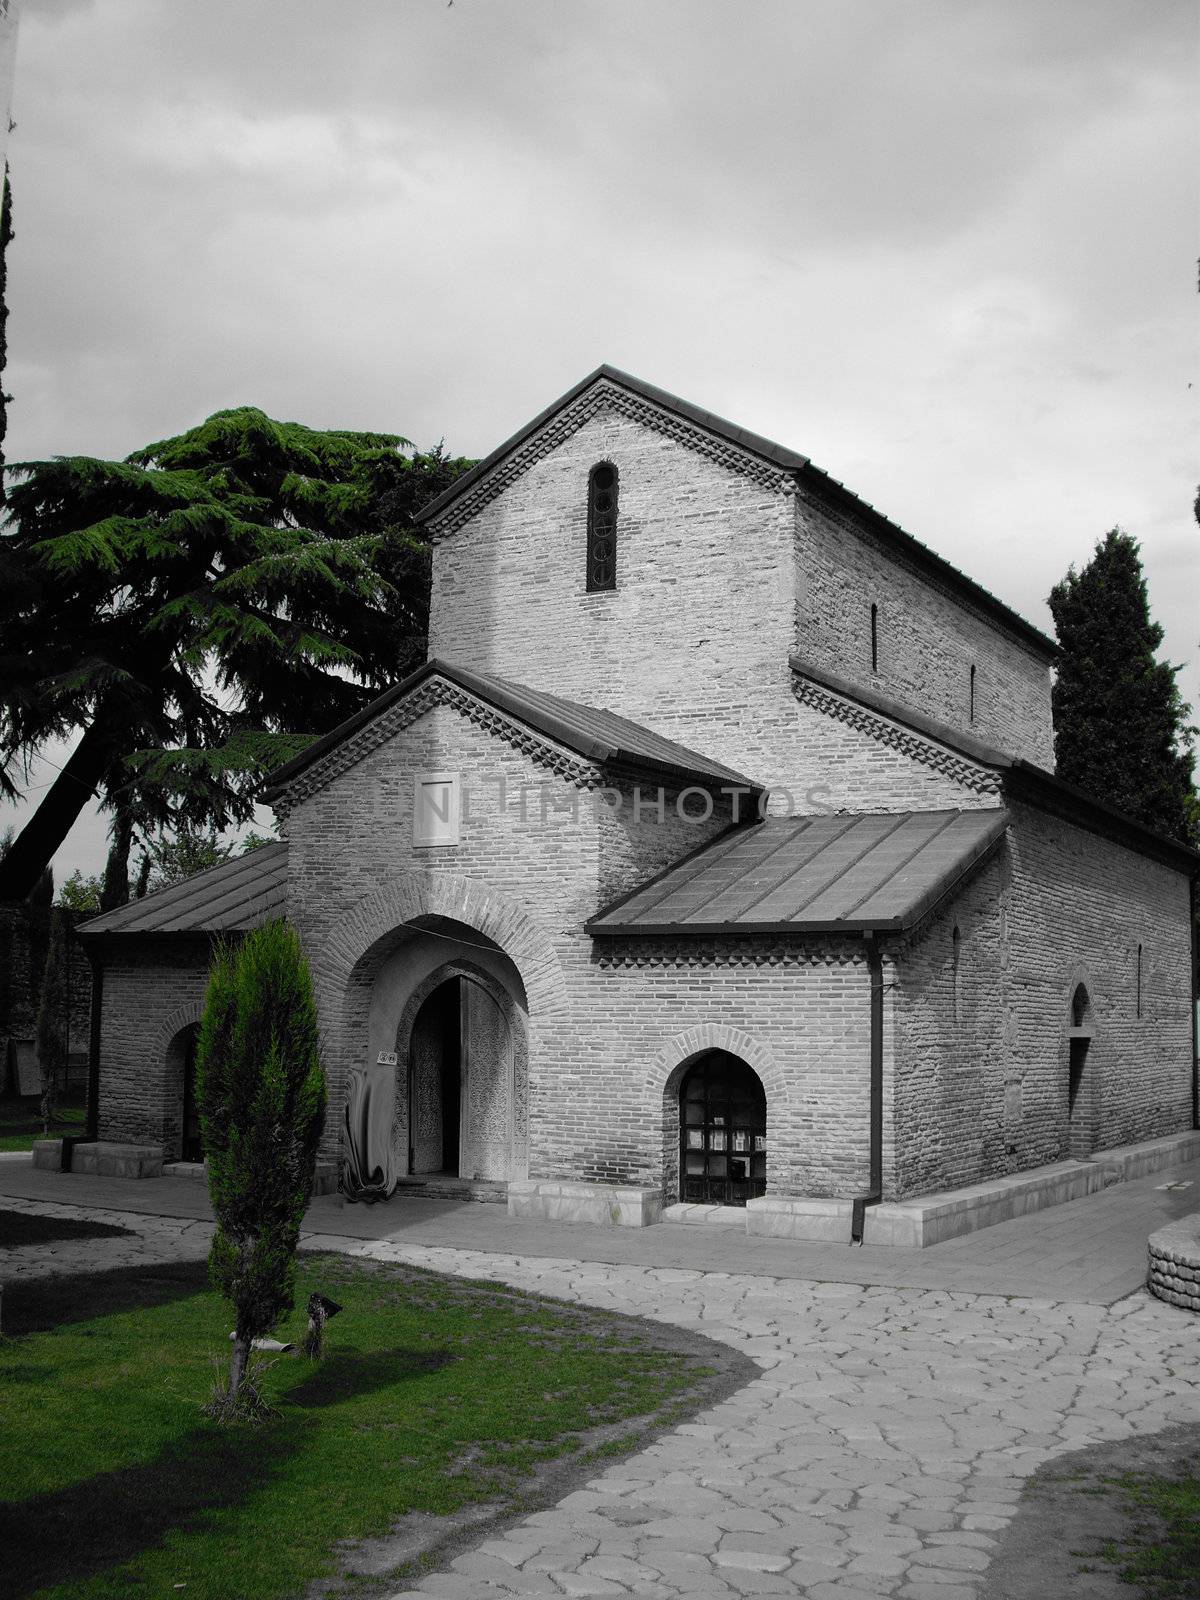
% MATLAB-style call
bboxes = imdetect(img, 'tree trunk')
[99,800,134,912]
[229,1328,250,1401]
[0,714,117,902]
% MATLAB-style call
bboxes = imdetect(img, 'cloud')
[3,0,1197,875]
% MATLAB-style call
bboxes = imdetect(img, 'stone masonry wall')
[95,939,211,1152]
[794,489,1055,768]
[891,804,1193,1199]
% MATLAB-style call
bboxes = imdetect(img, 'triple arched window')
[586,462,618,591]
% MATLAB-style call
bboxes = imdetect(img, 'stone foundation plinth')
[70,1141,165,1179]
[1148,1215,1200,1310]
[745,1196,853,1241]
[507,1180,662,1228]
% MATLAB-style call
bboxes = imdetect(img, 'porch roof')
[587,809,1009,937]
[76,842,289,937]
[261,658,760,799]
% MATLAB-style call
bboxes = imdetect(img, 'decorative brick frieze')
[272,678,602,818]
[428,379,790,539]
[595,938,864,970]
[791,674,1001,796]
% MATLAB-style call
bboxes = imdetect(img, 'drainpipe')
[84,945,103,1142]
[850,933,885,1244]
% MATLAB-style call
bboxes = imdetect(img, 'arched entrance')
[1067,983,1096,1158]
[166,1022,203,1162]
[404,970,521,1182]
[679,1051,766,1206]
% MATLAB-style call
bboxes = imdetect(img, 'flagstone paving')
[4,1188,1200,1597]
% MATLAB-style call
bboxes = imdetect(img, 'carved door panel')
[459,979,513,1181]
[409,1006,443,1174]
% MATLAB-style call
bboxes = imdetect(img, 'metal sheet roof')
[588,810,1009,936]
[263,658,758,798]
[77,842,288,937]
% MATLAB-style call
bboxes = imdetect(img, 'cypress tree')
[34,910,69,1135]
[1049,528,1197,844]
[196,919,326,1413]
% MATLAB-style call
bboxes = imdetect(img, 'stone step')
[662,1202,748,1229]
[392,1174,508,1204]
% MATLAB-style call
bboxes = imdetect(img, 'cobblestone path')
[5,1198,1200,1598]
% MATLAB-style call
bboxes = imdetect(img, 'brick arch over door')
[311,871,567,1164]
[157,1003,205,1161]
[650,1023,786,1206]
[391,958,530,1180]
[648,1023,785,1103]
[313,872,568,1019]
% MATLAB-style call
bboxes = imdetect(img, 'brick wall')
[891,805,1193,1198]
[95,939,211,1151]
[428,396,1055,790]
[279,699,880,1197]
[794,490,1055,767]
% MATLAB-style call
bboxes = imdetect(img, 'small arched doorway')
[167,1022,203,1162]
[407,972,517,1182]
[680,1051,766,1206]
[1067,983,1096,1158]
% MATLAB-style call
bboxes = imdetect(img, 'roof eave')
[588,917,907,939]
[1004,762,1200,875]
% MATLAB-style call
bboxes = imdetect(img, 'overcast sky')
[4,0,1197,881]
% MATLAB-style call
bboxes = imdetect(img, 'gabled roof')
[261,658,760,801]
[77,842,289,937]
[790,654,1200,876]
[588,810,1009,937]
[416,364,1057,658]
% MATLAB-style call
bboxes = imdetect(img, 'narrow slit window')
[952,925,962,1021]
[1136,943,1143,1018]
[870,603,878,672]
[586,462,618,592]
[969,664,977,723]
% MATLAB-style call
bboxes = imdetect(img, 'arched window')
[870,603,878,672]
[586,462,618,591]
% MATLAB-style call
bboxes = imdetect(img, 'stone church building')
[78,366,1198,1242]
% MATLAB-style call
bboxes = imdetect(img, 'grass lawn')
[0,1094,87,1152]
[1,1251,733,1600]
[1099,1470,1200,1597]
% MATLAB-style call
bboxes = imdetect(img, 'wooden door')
[409,1003,444,1174]
[459,979,513,1181]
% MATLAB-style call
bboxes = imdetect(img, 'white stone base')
[1095,1131,1200,1182]
[863,1160,1114,1247]
[745,1196,854,1242]
[70,1141,165,1179]
[662,1202,748,1230]
[507,1179,663,1228]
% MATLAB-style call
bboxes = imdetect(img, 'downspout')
[84,944,103,1142]
[850,933,885,1244]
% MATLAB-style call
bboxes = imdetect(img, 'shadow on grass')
[0,1210,134,1249]
[1,1259,211,1335]
[1,1342,455,1598]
